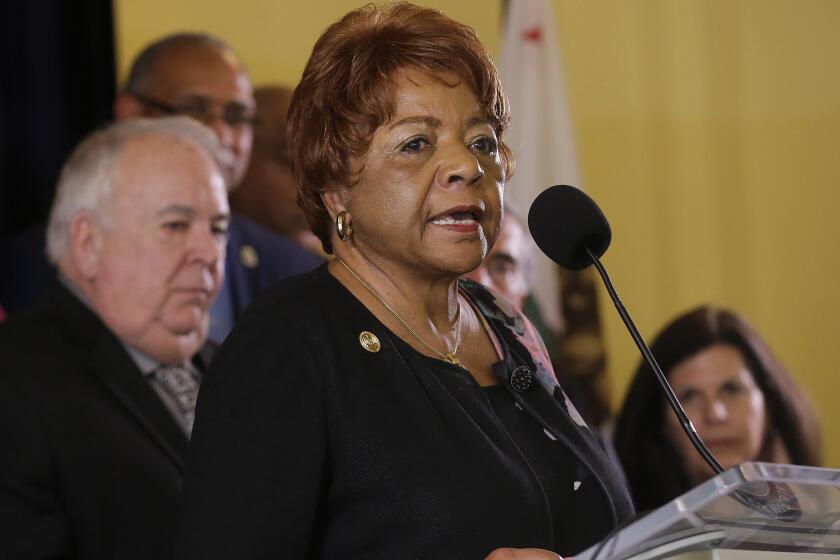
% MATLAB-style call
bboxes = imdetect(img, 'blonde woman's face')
[663,344,767,485]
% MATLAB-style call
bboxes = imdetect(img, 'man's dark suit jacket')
[0,222,51,314]
[0,213,322,317]
[0,283,212,560]
[222,213,322,319]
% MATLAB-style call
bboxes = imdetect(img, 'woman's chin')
[438,254,485,278]
[443,243,489,274]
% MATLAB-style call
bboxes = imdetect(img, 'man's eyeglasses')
[131,92,258,128]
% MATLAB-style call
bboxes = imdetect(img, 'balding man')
[0,118,227,560]
[114,33,322,342]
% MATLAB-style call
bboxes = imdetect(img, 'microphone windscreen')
[527,185,612,270]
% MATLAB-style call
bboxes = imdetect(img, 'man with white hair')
[0,117,228,560]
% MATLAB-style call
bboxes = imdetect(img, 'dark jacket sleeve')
[0,367,71,559]
[176,309,328,559]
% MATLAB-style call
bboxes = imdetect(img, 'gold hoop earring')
[336,211,353,241]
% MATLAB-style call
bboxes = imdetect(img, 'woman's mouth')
[704,438,739,448]
[429,207,484,233]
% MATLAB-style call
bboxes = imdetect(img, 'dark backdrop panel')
[0,0,115,237]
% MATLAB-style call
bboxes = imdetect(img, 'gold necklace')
[337,258,463,367]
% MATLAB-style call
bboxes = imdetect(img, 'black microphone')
[528,184,612,270]
[528,185,723,474]
[528,184,802,521]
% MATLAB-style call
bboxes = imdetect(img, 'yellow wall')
[116,0,840,466]
[114,1,501,86]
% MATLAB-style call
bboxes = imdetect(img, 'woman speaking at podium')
[177,4,634,559]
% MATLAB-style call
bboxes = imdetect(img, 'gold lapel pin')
[239,245,259,269]
[359,331,381,353]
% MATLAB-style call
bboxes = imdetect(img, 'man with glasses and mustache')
[113,34,321,343]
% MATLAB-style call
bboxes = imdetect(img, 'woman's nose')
[704,399,729,424]
[438,143,483,188]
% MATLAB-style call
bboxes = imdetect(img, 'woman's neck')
[329,249,460,336]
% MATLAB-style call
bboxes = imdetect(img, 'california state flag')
[499,0,580,330]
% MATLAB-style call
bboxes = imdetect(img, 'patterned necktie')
[151,365,200,435]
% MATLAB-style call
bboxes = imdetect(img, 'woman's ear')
[321,189,349,221]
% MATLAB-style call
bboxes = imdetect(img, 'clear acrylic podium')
[577,462,840,560]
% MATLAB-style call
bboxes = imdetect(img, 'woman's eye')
[400,137,430,153]
[470,136,498,154]
[721,382,744,396]
[677,388,699,404]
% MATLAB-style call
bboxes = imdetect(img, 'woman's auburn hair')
[287,2,512,254]
[613,305,822,513]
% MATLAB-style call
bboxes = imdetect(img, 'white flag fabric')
[499,0,581,330]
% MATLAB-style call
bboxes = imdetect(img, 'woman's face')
[339,69,504,278]
[663,344,768,484]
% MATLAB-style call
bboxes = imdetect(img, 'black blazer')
[0,284,211,560]
[178,266,634,559]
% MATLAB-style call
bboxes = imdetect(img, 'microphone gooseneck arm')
[585,246,724,476]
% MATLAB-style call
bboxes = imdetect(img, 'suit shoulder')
[0,303,73,393]
[228,214,316,260]
[0,223,54,313]
[228,213,323,275]
[0,302,58,351]
[0,287,107,379]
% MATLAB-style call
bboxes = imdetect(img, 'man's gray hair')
[46,116,221,264]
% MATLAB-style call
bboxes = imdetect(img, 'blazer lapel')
[52,285,190,472]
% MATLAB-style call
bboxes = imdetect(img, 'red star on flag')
[522,26,542,43]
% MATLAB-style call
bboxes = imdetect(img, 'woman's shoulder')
[239,263,338,322]
[200,266,337,398]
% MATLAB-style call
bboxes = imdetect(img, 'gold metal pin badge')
[359,331,381,353]
[239,245,259,269]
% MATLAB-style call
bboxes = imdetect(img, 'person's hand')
[484,548,571,560]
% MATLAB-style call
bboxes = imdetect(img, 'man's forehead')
[119,132,199,159]
[113,135,222,193]
[494,216,525,249]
